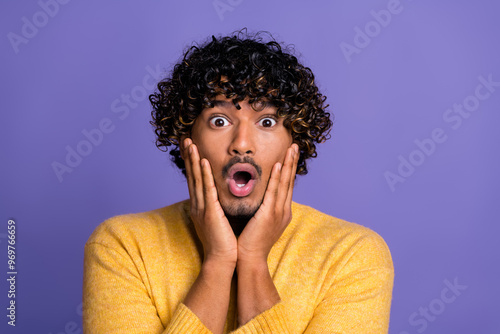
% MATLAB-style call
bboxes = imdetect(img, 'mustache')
[222,156,262,178]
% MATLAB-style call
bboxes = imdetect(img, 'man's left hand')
[237,143,299,265]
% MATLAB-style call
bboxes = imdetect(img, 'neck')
[226,214,252,237]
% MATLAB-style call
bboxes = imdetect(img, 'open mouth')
[227,164,258,197]
[234,171,252,188]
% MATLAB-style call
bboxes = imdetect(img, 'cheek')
[194,144,209,161]
[259,138,292,170]
[190,133,208,159]
[261,149,287,177]
[275,142,292,162]
[193,141,222,169]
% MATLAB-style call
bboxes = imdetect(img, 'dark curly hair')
[149,30,333,176]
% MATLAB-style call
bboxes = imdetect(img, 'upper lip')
[227,163,258,180]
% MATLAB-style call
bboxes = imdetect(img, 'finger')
[276,146,295,208]
[261,161,282,209]
[200,158,219,208]
[189,143,205,211]
[285,144,299,208]
[183,138,196,204]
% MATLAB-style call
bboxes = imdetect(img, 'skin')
[180,96,299,333]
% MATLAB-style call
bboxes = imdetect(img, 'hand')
[237,143,299,265]
[183,138,238,266]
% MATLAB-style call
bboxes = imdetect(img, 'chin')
[222,202,259,237]
[221,197,260,217]
[219,195,262,236]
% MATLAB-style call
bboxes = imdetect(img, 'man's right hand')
[182,138,237,334]
[183,138,238,267]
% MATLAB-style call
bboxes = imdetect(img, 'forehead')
[208,95,276,113]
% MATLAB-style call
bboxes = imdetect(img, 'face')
[185,96,293,218]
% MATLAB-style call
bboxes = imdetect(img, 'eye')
[258,117,277,128]
[210,116,230,127]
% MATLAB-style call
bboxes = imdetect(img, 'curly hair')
[149,30,333,176]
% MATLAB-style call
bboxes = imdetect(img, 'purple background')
[1,0,499,333]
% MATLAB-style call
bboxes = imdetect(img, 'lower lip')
[228,178,256,197]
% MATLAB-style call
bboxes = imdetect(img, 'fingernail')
[294,144,299,154]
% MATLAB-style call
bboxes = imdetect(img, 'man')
[83,31,394,333]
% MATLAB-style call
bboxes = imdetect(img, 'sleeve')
[230,302,291,334]
[83,242,212,334]
[303,233,394,333]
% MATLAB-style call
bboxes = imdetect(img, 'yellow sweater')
[83,200,393,333]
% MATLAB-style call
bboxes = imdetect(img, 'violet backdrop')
[1,0,499,333]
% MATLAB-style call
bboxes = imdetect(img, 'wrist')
[236,258,280,326]
[237,249,269,268]
[201,257,236,277]
[236,257,269,275]
[204,247,238,266]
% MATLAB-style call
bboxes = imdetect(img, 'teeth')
[237,183,245,188]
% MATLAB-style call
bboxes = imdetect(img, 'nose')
[228,122,255,156]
